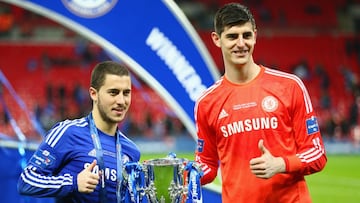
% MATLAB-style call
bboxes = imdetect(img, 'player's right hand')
[77,160,100,193]
[249,139,285,179]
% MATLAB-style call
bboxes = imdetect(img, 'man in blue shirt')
[18,61,141,203]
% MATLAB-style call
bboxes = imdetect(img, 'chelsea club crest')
[62,0,118,18]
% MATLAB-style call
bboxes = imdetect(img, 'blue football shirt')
[18,116,141,203]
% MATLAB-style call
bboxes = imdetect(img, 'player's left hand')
[249,139,286,179]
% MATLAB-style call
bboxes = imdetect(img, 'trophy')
[121,153,203,203]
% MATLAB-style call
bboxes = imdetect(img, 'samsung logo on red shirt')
[220,117,278,137]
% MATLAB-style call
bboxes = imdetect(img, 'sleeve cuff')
[72,174,78,192]
[283,155,302,173]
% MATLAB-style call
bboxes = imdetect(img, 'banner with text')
[3,0,220,139]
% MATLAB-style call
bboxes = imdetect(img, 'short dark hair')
[214,3,256,35]
[90,61,130,91]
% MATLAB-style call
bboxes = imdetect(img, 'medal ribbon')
[88,113,123,203]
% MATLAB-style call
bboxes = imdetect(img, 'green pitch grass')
[140,153,360,202]
[306,154,360,203]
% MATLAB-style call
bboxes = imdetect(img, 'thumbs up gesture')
[77,160,100,193]
[249,139,286,179]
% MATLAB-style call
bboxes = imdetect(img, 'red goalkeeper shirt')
[195,66,327,203]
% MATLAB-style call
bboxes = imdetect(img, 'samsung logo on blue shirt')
[306,116,319,135]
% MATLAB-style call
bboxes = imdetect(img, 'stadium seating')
[1,0,360,140]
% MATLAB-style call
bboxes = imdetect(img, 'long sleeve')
[17,119,84,198]
[194,81,222,185]
[17,120,77,198]
[282,75,327,174]
[18,163,76,197]
[194,112,219,185]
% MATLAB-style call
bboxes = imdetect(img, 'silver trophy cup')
[122,156,203,203]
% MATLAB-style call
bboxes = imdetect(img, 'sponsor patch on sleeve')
[29,149,55,169]
[306,116,320,135]
[197,139,204,153]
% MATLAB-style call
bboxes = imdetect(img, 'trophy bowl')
[142,157,188,203]
[121,155,203,203]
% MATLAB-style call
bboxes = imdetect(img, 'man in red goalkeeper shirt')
[194,3,327,203]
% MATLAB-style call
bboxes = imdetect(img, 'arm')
[250,78,327,178]
[249,128,327,178]
[18,158,100,197]
[284,79,327,175]
[282,122,327,175]
[17,144,76,197]
[194,101,219,185]
[18,121,98,197]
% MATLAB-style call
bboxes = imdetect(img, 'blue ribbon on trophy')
[185,162,203,203]
[122,162,146,203]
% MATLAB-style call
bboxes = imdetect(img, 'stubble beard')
[97,99,120,125]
